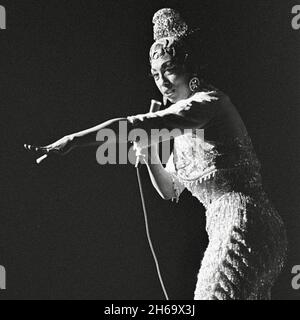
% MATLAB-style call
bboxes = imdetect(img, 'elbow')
[159,184,179,201]
[159,191,176,201]
[161,194,179,203]
[156,189,173,201]
[161,194,172,201]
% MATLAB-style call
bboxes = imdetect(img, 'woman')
[25,8,287,300]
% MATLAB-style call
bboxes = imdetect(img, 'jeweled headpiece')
[152,8,188,41]
[150,9,190,62]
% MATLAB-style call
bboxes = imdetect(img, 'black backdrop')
[0,0,299,300]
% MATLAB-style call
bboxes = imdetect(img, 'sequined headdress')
[149,8,193,62]
[152,8,189,41]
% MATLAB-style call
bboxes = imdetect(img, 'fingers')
[24,144,49,153]
[24,144,34,151]
[24,144,51,165]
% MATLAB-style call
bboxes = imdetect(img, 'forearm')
[72,117,130,148]
[144,146,176,200]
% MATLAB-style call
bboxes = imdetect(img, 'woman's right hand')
[24,134,77,161]
[136,144,160,165]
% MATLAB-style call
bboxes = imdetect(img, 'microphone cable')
[135,163,170,301]
[133,99,169,300]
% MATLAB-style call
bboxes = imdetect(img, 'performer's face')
[150,53,191,104]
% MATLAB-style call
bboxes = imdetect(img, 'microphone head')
[150,99,162,112]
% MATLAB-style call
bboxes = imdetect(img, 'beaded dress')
[127,90,287,300]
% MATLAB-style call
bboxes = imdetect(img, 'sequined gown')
[127,90,287,300]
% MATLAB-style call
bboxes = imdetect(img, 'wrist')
[69,134,79,148]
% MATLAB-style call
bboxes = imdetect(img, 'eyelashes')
[148,67,177,80]
[165,67,177,73]
[148,72,157,79]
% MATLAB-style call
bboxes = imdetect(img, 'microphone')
[36,154,48,164]
[149,99,162,113]
[135,99,162,168]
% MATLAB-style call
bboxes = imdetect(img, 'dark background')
[0,0,299,300]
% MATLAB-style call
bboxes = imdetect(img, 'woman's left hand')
[24,134,77,163]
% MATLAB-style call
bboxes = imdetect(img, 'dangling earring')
[189,77,201,92]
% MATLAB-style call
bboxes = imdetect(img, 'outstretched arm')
[73,117,130,147]
[24,117,134,161]
[24,90,223,163]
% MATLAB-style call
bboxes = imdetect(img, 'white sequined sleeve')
[126,91,223,150]
[165,152,185,203]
